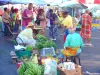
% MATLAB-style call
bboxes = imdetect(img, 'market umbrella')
[90,5,100,12]
[11,0,47,5]
[78,0,100,4]
[60,1,88,9]
[0,0,47,5]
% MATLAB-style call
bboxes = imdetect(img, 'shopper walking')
[80,10,92,46]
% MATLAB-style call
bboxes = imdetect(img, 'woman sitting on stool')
[60,25,84,65]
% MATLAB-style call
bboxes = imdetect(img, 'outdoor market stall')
[0,0,92,75]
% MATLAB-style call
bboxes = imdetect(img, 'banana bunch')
[18,61,44,75]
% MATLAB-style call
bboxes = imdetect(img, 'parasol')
[78,0,100,4]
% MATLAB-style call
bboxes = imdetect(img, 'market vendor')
[60,25,84,65]
[16,22,36,47]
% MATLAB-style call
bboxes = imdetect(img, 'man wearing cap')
[16,22,36,47]
[60,26,84,65]
[61,10,73,42]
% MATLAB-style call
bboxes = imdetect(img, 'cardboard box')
[58,66,82,75]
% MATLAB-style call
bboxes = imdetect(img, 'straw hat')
[26,22,34,28]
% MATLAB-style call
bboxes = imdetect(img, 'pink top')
[22,9,33,26]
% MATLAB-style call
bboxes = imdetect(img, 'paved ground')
[0,29,100,75]
[0,32,17,75]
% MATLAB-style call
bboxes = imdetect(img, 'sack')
[44,59,57,75]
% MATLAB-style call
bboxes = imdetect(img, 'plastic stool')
[66,55,81,66]
[72,55,81,66]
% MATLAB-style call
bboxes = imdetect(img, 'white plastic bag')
[44,59,57,75]
[63,62,75,70]
[47,19,50,27]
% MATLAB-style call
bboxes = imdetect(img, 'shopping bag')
[63,62,75,70]
[47,19,50,27]
[44,59,57,75]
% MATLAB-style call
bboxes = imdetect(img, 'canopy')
[0,0,47,5]
[90,5,100,12]
[60,1,88,9]
[45,0,67,5]
[78,0,100,4]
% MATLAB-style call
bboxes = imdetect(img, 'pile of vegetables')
[26,46,33,51]
[18,61,44,75]
[36,34,48,42]
[36,34,56,50]
[18,57,44,75]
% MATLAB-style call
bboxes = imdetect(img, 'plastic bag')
[44,59,57,75]
[47,19,50,27]
[63,62,75,70]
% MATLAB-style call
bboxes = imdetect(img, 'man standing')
[61,10,73,42]
[2,8,12,36]
[48,9,58,40]
[22,3,34,30]
[80,10,92,46]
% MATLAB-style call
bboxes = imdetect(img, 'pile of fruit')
[41,56,58,64]
[61,47,79,56]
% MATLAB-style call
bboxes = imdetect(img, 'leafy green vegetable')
[35,34,57,50]
[36,34,48,42]
[26,46,33,51]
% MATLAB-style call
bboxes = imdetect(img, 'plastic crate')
[15,49,31,58]
[40,47,56,57]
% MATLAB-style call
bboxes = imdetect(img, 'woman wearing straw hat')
[16,22,36,47]
[60,25,84,65]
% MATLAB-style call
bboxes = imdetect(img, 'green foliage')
[18,61,44,75]
[36,34,56,50]
[26,46,33,51]
[36,34,48,43]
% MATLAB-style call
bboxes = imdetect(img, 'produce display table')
[32,26,42,36]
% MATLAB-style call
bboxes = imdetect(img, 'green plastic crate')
[15,50,31,58]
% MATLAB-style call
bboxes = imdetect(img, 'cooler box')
[15,49,31,58]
